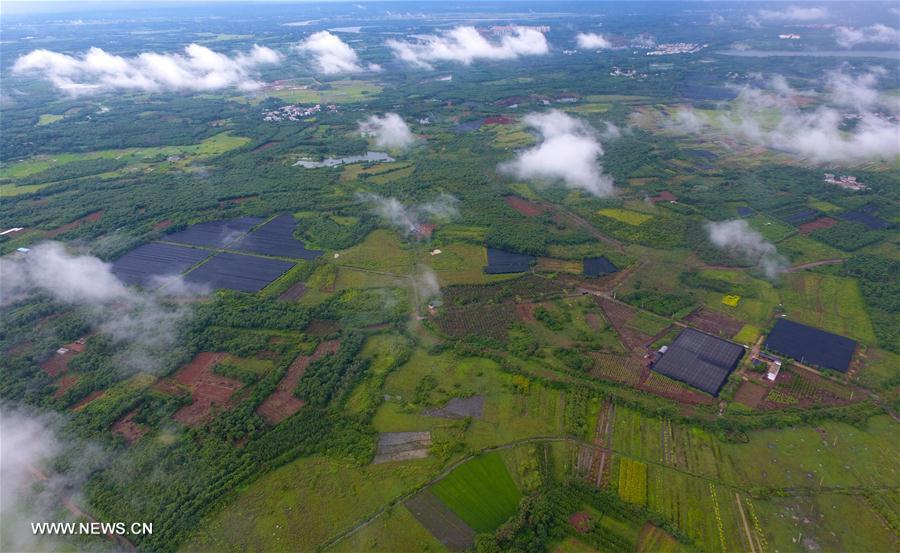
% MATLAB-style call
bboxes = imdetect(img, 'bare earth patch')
[256,339,340,425]
[373,431,432,464]
[405,492,475,552]
[167,352,244,427]
[423,396,484,419]
[111,410,149,443]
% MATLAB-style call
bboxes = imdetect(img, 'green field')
[781,273,877,344]
[429,452,522,532]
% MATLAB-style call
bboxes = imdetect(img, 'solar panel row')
[230,214,324,259]
[652,328,745,395]
[111,243,211,288]
[483,248,535,274]
[583,256,618,277]
[185,253,295,293]
[764,318,856,372]
[164,216,263,248]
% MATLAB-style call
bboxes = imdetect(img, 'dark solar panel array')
[764,318,856,372]
[230,214,324,260]
[164,216,263,248]
[784,209,820,224]
[736,207,753,217]
[112,242,211,287]
[583,256,618,277]
[185,253,295,293]
[840,208,889,230]
[483,248,535,274]
[652,328,745,395]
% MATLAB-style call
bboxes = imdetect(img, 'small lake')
[717,49,900,60]
[293,151,394,168]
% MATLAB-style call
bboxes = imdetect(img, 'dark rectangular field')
[583,256,618,277]
[652,328,744,396]
[483,248,535,274]
[230,214,323,259]
[764,318,856,372]
[783,209,820,225]
[164,216,263,248]
[112,242,212,287]
[840,207,889,230]
[736,207,753,217]
[185,252,295,292]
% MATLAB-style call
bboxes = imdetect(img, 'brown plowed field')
[41,350,77,377]
[46,210,104,238]
[505,196,546,217]
[405,492,476,552]
[683,308,744,338]
[111,411,148,443]
[595,296,649,350]
[168,352,244,426]
[278,282,307,301]
[53,375,78,398]
[734,381,769,409]
[798,217,837,235]
[256,340,340,425]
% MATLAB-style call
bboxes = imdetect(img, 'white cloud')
[0,242,204,373]
[386,26,549,69]
[358,113,415,150]
[575,32,612,49]
[835,24,900,48]
[667,69,900,164]
[296,30,380,74]
[706,219,787,280]
[499,110,614,196]
[12,44,281,95]
[709,13,726,26]
[357,193,459,236]
[758,6,829,21]
[631,33,656,48]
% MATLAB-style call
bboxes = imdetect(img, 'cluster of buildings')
[262,103,336,122]
[647,43,705,56]
[609,67,646,79]
[823,173,868,191]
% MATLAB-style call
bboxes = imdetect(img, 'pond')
[293,151,394,168]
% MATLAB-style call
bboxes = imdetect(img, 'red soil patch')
[278,282,307,301]
[682,308,743,338]
[648,191,677,203]
[170,352,244,427]
[414,223,436,239]
[53,375,79,398]
[152,219,174,231]
[595,296,650,351]
[111,411,148,443]
[72,390,104,411]
[46,210,104,238]
[515,302,537,322]
[798,217,838,235]
[504,196,546,217]
[734,380,768,409]
[219,195,258,208]
[256,340,340,425]
[569,511,591,533]
[41,349,78,377]
[252,140,280,152]
[484,115,514,125]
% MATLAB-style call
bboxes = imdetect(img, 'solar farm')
[483,247,535,274]
[111,214,322,292]
[652,328,745,395]
[583,256,618,277]
[764,318,857,373]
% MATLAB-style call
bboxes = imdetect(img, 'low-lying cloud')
[386,26,549,69]
[705,219,788,280]
[12,44,281,95]
[358,113,416,150]
[357,193,459,236]
[0,242,202,373]
[0,406,103,553]
[757,6,829,21]
[835,24,900,48]
[576,32,612,49]
[499,110,615,196]
[296,31,380,74]
[667,69,900,163]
